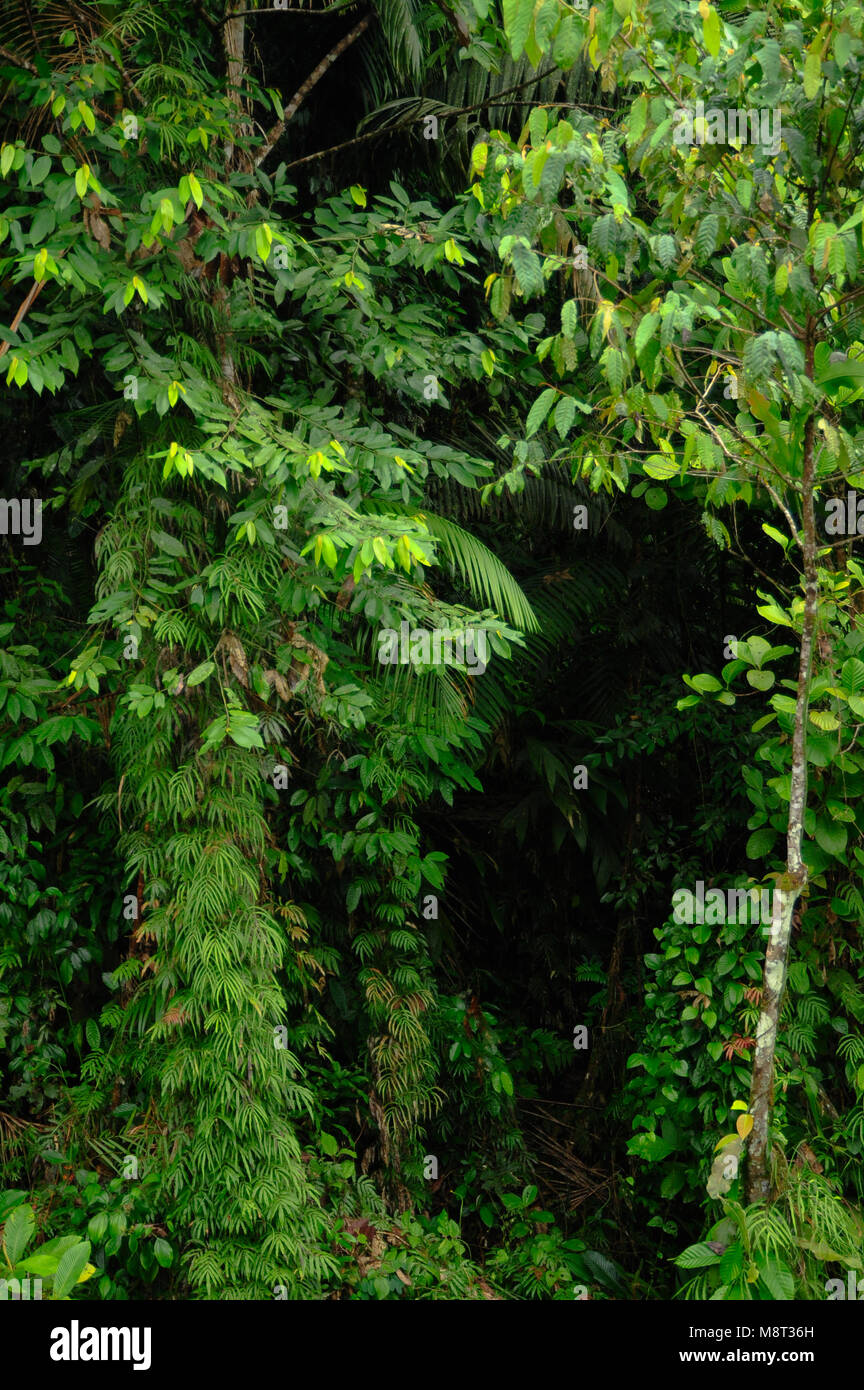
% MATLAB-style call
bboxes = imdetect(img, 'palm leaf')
[371,0,424,82]
[359,499,538,632]
[419,510,539,632]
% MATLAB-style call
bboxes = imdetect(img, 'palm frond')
[419,510,539,632]
[358,498,538,631]
[372,0,424,83]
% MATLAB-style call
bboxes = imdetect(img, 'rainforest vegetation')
[2,0,864,1305]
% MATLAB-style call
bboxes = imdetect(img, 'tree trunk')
[745,403,817,1202]
[222,0,250,172]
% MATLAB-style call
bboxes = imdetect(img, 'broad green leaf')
[635,313,659,356]
[675,1241,722,1268]
[2,1203,35,1265]
[186,660,216,687]
[809,709,838,731]
[756,599,793,628]
[629,94,648,145]
[53,1240,92,1298]
[815,817,847,857]
[153,1238,173,1268]
[502,0,534,57]
[30,155,51,187]
[746,670,775,691]
[702,6,721,59]
[841,658,864,693]
[552,14,582,70]
[643,455,678,481]
[759,1258,794,1301]
[526,387,557,437]
[746,827,776,859]
[13,1251,60,1277]
[88,1213,109,1242]
[152,530,186,557]
[803,47,822,99]
[554,394,577,438]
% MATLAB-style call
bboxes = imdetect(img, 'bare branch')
[0,44,37,74]
[282,65,559,171]
[255,13,374,168]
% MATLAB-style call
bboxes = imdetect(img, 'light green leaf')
[635,313,659,356]
[675,1242,722,1268]
[803,47,822,99]
[553,394,577,438]
[702,7,721,59]
[53,1240,92,1298]
[2,1204,35,1265]
[186,660,216,687]
[643,455,678,481]
[526,387,557,438]
[746,670,775,691]
[841,658,864,693]
[759,1258,794,1301]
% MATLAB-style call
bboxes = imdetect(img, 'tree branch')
[0,271,58,360]
[255,12,373,168]
[282,66,559,170]
[0,44,37,74]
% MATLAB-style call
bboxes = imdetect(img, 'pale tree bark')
[745,394,818,1203]
[213,0,253,403]
[223,0,252,172]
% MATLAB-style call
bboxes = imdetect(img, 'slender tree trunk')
[222,0,250,172]
[216,0,248,402]
[746,398,818,1202]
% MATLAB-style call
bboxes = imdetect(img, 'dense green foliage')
[2,0,864,1302]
